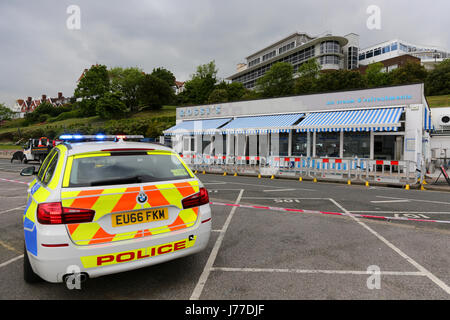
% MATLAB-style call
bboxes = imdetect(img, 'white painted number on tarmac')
[274,199,301,203]
[394,213,430,219]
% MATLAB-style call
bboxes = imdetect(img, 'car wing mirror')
[20,166,37,176]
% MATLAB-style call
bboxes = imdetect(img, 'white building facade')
[227,32,360,89]
[165,84,436,178]
[359,39,450,70]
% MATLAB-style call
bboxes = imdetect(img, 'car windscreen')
[68,153,192,187]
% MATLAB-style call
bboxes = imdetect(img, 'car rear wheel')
[23,244,42,283]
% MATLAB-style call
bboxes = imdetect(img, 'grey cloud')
[0,0,449,107]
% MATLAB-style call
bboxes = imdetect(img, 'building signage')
[326,94,412,106]
[176,84,423,121]
[179,106,221,118]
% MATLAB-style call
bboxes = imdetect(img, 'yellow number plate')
[111,208,168,227]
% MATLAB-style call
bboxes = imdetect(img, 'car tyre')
[23,244,42,283]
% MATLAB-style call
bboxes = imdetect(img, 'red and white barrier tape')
[210,201,450,224]
[0,178,30,185]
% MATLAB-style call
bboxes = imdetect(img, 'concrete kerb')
[198,170,436,191]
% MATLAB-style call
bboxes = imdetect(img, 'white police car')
[21,135,211,284]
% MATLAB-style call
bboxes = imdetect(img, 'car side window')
[42,151,59,186]
[37,149,57,182]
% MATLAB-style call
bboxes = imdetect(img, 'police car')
[20,135,211,284]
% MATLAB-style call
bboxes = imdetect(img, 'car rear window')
[68,153,192,187]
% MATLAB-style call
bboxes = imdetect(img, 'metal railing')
[181,153,419,186]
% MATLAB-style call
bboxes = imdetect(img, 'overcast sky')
[1,0,449,107]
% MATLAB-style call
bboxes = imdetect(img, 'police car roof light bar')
[59,134,144,142]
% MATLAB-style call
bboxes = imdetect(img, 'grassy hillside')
[427,94,450,108]
[0,105,176,143]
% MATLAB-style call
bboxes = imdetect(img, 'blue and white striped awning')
[164,118,232,136]
[220,113,304,134]
[296,107,404,132]
[424,106,434,132]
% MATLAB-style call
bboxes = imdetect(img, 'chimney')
[58,92,63,99]
[42,94,47,101]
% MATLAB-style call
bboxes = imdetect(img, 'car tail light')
[37,202,95,225]
[182,187,209,209]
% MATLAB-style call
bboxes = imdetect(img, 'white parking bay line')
[0,205,26,215]
[211,267,425,276]
[376,196,450,206]
[190,189,244,300]
[370,200,411,203]
[329,198,450,295]
[0,255,23,269]
[203,182,227,185]
[263,188,297,192]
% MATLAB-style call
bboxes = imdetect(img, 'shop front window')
[279,133,289,156]
[343,132,370,158]
[292,132,307,156]
[316,132,340,158]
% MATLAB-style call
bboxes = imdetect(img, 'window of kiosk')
[279,133,289,156]
[343,132,370,158]
[292,132,307,156]
[316,132,340,158]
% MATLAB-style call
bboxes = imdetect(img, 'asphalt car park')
[0,158,449,299]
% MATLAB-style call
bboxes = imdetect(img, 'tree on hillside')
[179,61,218,105]
[365,62,391,88]
[294,59,321,94]
[0,103,14,121]
[96,91,128,119]
[390,61,428,85]
[109,67,145,113]
[256,62,294,98]
[151,67,176,87]
[425,59,450,96]
[207,88,229,104]
[315,70,367,92]
[225,82,247,102]
[74,64,110,116]
[138,74,173,110]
